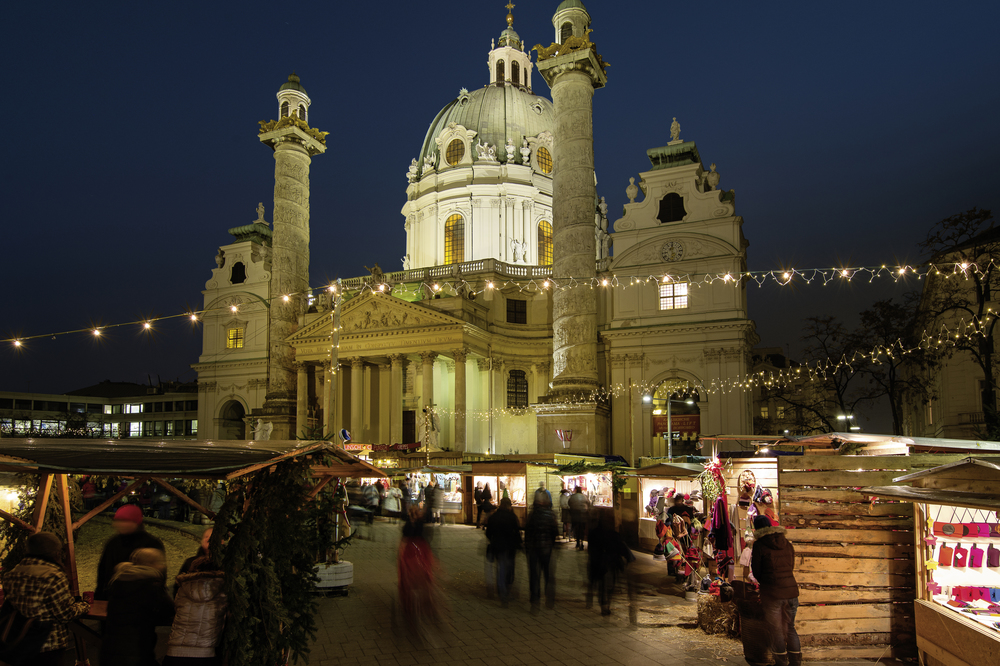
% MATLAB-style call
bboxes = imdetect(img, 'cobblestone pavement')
[308,520,745,666]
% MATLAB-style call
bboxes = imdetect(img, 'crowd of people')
[0,506,225,666]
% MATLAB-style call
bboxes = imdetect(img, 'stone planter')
[315,561,353,594]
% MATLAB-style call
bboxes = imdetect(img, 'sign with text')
[652,414,700,436]
[371,442,422,452]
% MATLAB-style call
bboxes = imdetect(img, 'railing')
[339,259,553,290]
[959,411,986,425]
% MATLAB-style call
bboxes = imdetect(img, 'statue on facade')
[420,408,440,451]
[255,202,265,222]
[511,238,524,263]
[670,117,681,142]
[253,419,273,441]
[520,137,531,165]
[365,263,384,285]
[595,196,610,261]
[422,154,435,175]
[707,163,721,191]
[476,140,496,162]
[401,254,410,270]
[505,137,516,162]
[215,248,225,269]
[407,158,419,182]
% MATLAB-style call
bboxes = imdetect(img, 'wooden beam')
[779,500,913,517]
[308,475,335,499]
[796,570,913,587]
[795,556,915,575]
[797,616,915,635]
[0,507,36,533]
[781,516,913,530]
[802,645,915,661]
[32,474,53,532]
[796,603,907,621]
[791,542,914,559]
[71,477,149,531]
[779,470,909,487]
[149,477,216,519]
[224,442,327,480]
[798,587,915,604]
[57,475,79,596]
[784,528,913,544]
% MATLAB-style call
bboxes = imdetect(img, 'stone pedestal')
[534,401,609,455]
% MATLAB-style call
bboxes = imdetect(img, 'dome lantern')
[488,2,532,90]
[276,72,311,123]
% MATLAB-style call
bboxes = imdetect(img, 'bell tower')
[255,73,327,440]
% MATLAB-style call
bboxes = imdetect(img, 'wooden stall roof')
[421,465,471,474]
[888,456,1000,483]
[630,462,703,478]
[787,431,1000,454]
[857,484,1000,511]
[0,438,384,480]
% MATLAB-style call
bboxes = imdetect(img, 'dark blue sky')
[2,1,998,429]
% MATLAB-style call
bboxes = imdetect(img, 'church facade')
[193,1,756,459]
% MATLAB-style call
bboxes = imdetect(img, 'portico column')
[420,351,438,411]
[295,362,309,438]
[323,360,337,436]
[453,348,468,452]
[350,357,364,441]
[389,354,404,444]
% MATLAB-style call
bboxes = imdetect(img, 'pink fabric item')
[970,546,985,568]
[114,504,144,525]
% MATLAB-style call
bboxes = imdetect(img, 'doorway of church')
[650,382,701,458]
[402,410,416,444]
[219,400,246,440]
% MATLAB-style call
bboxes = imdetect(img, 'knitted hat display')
[114,504,144,525]
[752,515,772,531]
[26,531,63,562]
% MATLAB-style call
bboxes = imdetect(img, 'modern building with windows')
[192,2,756,459]
[0,381,198,439]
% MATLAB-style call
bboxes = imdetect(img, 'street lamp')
[666,398,695,460]
[837,414,862,432]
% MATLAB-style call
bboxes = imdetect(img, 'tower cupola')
[553,0,591,44]
[277,72,310,122]
[488,2,533,90]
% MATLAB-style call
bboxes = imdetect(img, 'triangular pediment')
[287,294,463,344]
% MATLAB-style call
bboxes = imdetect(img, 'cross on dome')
[505,1,515,27]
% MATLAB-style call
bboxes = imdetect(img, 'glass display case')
[561,472,613,508]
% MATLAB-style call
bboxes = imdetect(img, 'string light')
[283,295,290,302]
[92,329,101,337]
[143,322,151,329]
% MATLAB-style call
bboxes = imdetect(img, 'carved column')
[420,351,438,412]
[453,348,468,452]
[295,362,309,438]
[322,361,333,434]
[350,357,364,441]
[537,37,607,398]
[389,354,404,444]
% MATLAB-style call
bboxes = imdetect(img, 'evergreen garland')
[0,475,80,569]
[556,461,628,492]
[212,451,338,666]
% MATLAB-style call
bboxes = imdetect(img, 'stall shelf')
[627,462,703,552]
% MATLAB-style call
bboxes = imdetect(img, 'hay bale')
[697,593,737,636]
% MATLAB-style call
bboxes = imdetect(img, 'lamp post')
[666,398,695,461]
[837,414,861,432]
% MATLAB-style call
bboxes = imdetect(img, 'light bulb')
[283,294,290,302]
[93,329,101,336]
[143,322,151,329]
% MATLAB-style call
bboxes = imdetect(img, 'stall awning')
[630,462,703,478]
[471,462,525,475]
[857,485,1000,511]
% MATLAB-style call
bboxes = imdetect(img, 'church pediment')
[610,233,739,270]
[287,294,463,345]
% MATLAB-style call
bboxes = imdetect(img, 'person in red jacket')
[750,515,801,666]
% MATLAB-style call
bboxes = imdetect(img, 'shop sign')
[652,414,700,436]
[371,442,422,452]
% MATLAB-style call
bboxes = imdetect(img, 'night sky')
[3,1,998,431]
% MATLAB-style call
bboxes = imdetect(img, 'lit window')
[760,406,769,419]
[507,370,528,408]
[536,146,552,174]
[776,406,785,419]
[659,282,688,310]
[496,60,505,84]
[511,61,520,86]
[103,405,112,415]
[227,328,245,349]
[537,221,553,265]
[444,214,464,264]
[445,139,465,166]
[125,404,142,414]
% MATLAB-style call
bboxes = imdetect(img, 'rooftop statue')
[670,117,681,142]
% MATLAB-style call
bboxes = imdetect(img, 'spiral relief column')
[256,74,327,440]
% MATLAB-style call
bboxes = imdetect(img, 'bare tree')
[918,208,1000,438]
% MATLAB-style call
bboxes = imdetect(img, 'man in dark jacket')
[485,497,521,605]
[750,515,801,666]
[95,503,165,600]
[2,532,90,666]
[101,547,176,666]
[524,492,559,609]
[567,486,591,550]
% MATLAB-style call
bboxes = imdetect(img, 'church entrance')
[650,381,701,458]
[219,400,246,440]
[402,410,416,444]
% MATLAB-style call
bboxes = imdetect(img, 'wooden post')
[149,477,217,519]
[32,474,53,532]
[0,508,36,533]
[71,477,149,531]
[57,474,79,595]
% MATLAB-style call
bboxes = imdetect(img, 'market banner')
[371,442,421,452]
[652,414,700,436]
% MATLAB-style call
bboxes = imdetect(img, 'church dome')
[555,0,588,11]
[279,73,306,94]
[416,84,553,173]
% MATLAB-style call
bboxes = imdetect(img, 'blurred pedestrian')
[81,476,98,511]
[398,506,440,631]
[558,487,571,540]
[174,528,214,595]
[95,504,165,600]
[473,482,485,528]
[524,490,559,609]
[477,483,494,528]
[485,497,521,605]
[163,553,226,665]
[750,515,801,666]
[362,481,380,523]
[586,509,634,616]
[568,486,591,550]
[1,532,90,666]
[101,547,176,666]
[384,483,403,523]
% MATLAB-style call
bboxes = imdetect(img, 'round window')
[445,139,465,166]
[536,146,553,174]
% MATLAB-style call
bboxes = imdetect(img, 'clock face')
[661,241,684,262]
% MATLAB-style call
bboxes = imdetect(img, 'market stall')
[860,457,1000,665]
[630,462,703,552]
[470,461,561,523]
[559,469,615,509]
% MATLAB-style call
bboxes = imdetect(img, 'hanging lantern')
[556,429,573,449]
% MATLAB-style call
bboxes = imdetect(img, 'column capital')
[477,358,491,372]
[420,351,439,364]
[350,356,365,369]
[388,353,404,366]
[452,347,469,364]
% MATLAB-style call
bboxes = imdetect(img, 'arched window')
[496,60,505,85]
[536,146,553,174]
[511,61,520,87]
[297,104,306,120]
[280,101,289,118]
[657,193,686,223]
[444,214,464,264]
[230,262,247,284]
[445,138,465,166]
[561,22,573,42]
[537,220,553,265]
[507,370,528,408]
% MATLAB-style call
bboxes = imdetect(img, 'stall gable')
[778,454,995,661]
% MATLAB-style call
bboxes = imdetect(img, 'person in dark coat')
[173,527,213,596]
[473,482,485,528]
[95,504,166,600]
[101,547,176,666]
[477,483,494,528]
[586,508,634,616]
[485,497,521,605]
[524,491,559,609]
[567,486,591,550]
[750,515,801,666]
